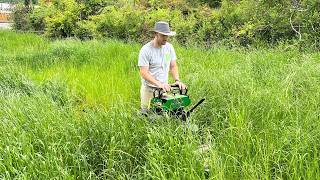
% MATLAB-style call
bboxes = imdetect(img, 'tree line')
[11,0,320,49]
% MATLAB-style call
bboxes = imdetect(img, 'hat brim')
[154,30,176,36]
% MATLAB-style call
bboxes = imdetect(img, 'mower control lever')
[188,98,205,114]
[185,98,205,118]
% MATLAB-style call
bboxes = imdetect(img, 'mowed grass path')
[1,30,320,179]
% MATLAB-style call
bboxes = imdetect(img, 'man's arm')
[170,60,180,81]
[170,60,187,89]
[139,66,171,92]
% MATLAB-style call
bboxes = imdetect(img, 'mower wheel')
[181,111,187,122]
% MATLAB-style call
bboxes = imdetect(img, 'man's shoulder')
[165,42,174,49]
[165,42,173,46]
[140,41,152,51]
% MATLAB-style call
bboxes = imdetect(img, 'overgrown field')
[1,30,320,179]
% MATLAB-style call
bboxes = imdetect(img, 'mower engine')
[149,85,205,121]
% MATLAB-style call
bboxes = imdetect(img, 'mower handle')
[170,84,179,88]
[170,84,188,95]
[153,88,164,98]
[153,85,188,98]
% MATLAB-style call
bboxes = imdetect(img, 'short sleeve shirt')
[138,41,177,88]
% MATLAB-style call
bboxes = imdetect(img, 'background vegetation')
[0,0,23,3]
[2,0,320,178]
[10,0,320,49]
[1,30,320,179]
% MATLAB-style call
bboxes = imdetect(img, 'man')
[138,21,187,112]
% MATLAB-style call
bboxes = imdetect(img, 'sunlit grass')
[1,30,320,179]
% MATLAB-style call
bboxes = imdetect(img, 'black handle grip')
[170,84,188,95]
[153,88,164,98]
[154,85,188,96]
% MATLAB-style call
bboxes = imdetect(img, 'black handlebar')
[171,84,188,95]
[170,84,179,88]
[153,85,188,98]
[153,88,164,98]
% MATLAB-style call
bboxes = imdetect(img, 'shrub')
[29,5,54,31]
[14,0,320,49]
[11,3,31,31]
[44,0,83,38]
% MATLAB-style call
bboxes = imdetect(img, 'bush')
[44,0,83,38]
[13,0,320,49]
[74,20,97,39]
[12,4,31,31]
[93,6,144,41]
[29,5,54,31]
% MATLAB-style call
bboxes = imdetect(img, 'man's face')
[156,33,169,45]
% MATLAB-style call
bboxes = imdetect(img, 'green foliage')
[44,0,83,38]
[11,0,320,48]
[0,71,35,96]
[2,30,320,179]
[0,0,23,3]
[73,20,97,39]
[28,5,54,31]
[93,6,144,41]
[11,4,31,31]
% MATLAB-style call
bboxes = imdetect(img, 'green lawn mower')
[149,85,205,121]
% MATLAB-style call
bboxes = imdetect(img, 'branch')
[289,12,301,41]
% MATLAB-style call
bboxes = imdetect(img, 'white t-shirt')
[138,41,177,88]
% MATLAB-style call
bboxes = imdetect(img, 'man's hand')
[174,81,187,90]
[159,83,171,92]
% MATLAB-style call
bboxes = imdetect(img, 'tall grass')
[1,30,320,179]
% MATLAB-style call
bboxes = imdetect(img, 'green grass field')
[1,30,320,179]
